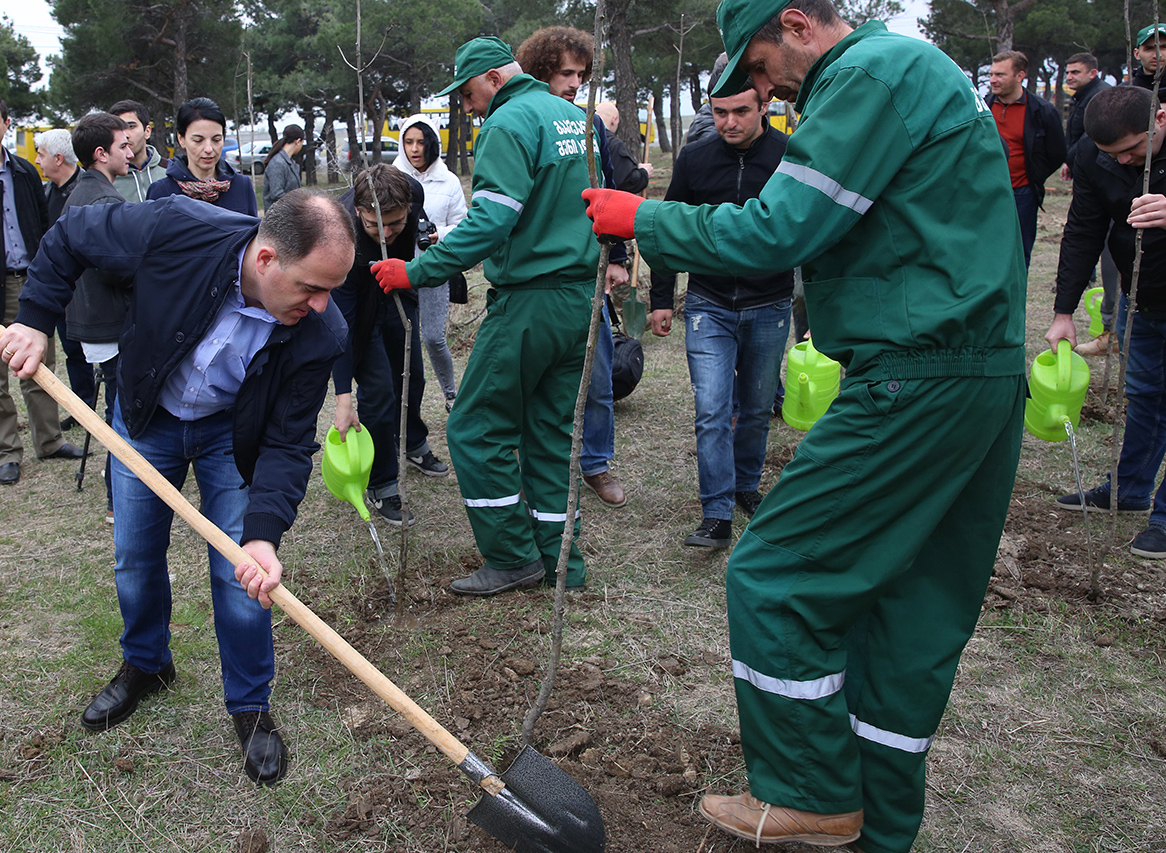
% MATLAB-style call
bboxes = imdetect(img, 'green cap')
[437,37,515,97]
[710,0,793,98]
[1137,23,1166,47]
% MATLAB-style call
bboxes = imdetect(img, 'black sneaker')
[1056,486,1150,514]
[684,518,732,549]
[735,490,764,517]
[406,450,450,477]
[1130,525,1166,558]
[367,491,416,527]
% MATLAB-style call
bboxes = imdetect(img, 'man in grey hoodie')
[108,100,168,202]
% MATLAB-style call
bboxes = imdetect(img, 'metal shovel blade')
[467,745,605,853]
[623,289,647,339]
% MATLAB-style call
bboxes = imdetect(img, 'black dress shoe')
[60,415,78,431]
[233,711,288,786]
[44,442,87,460]
[0,462,19,485]
[81,660,177,731]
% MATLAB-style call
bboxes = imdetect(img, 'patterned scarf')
[176,177,232,202]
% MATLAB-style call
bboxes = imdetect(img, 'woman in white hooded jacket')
[392,114,468,409]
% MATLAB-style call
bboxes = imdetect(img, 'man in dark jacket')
[1049,85,1166,559]
[1132,24,1166,90]
[0,98,85,486]
[986,50,1067,268]
[649,78,794,549]
[63,112,133,522]
[331,163,448,527]
[1060,52,1119,357]
[0,190,353,787]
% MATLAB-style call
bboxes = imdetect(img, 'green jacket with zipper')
[406,73,600,289]
[635,22,1027,380]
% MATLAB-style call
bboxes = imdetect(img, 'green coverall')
[633,22,1028,853]
[405,74,601,586]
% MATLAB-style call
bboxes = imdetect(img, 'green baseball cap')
[1137,23,1166,47]
[710,0,794,98]
[437,37,515,97]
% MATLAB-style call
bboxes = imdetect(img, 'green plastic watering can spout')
[797,373,812,412]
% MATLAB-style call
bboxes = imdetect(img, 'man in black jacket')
[64,112,133,522]
[1061,53,1118,357]
[1047,86,1166,559]
[649,78,794,549]
[595,102,653,194]
[986,50,1067,269]
[331,163,448,528]
[0,190,353,786]
[0,98,84,486]
[1132,24,1166,90]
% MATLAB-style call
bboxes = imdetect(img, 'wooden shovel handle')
[6,329,476,773]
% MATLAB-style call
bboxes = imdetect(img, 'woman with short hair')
[148,97,257,215]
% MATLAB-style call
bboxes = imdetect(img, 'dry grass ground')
[0,164,1163,852]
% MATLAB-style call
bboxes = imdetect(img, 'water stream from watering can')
[1064,420,1098,577]
[367,520,397,606]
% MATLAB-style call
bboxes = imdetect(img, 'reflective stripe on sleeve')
[849,713,934,754]
[472,190,524,214]
[463,493,522,508]
[732,659,844,701]
[776,162,873,215]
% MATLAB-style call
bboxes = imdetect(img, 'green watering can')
[1024,339,1090,442]
[321,425,375,520]
[1083,286,1105,338]
[782,339,841,431]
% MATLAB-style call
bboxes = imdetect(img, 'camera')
[417,219,437,250]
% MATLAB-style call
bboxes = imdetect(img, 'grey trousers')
[0,273,66,464]
[418,282,457,401]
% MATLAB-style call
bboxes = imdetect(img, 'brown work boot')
[582,471,626,507]
[1074,331,1111,357]
[699,791,862,846]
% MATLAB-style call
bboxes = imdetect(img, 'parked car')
[339,138,400,171]
[227,140,275,174]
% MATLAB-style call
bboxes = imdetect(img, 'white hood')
[393,113,448,181]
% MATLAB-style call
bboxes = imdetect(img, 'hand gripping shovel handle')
[8,334,502,796]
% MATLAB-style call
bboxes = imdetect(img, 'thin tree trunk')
[301,102,317,185]
[653,81,671,153]
[608,0,640,152]
[172,11,189,107]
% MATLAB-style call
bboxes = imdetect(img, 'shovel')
[5,328,605,853]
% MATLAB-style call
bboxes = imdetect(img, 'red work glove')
[581,188,643,240]
[370,258,412,293]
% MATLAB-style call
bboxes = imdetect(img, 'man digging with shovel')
[583,0,1027,850]
[0,190,353,786]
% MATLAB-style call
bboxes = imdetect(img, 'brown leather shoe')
[1074,331,1111,357]
[699,791,862,846]
[583,471,626,507]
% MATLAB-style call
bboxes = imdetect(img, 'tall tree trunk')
[172,10,189,108]
[689,71,703,112]
[652,81,671,154]
[446,92,463,175]
[301,102,317,185]
[345,113,358,174]
[324,108,339,184]
[608,0,640,152]
[267,114,278,144]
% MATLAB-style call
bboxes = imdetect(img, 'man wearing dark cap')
[1133,24,1166,90]
[582,1,1026,851]
[373,37,599,596]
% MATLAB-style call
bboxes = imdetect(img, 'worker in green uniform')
[583,1,1026,851]
[373,37,599,595]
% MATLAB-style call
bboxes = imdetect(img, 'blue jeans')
[581,301,615,477]
[111,405,273,713]
[357,299,431,497]
[1014,185,1038,269]
[686,293,791,519]
[1095,296,1166,528]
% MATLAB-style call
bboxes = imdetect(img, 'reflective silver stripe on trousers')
[732,659,844,701]
[528,508,582,522]
[777,162,873,215]
[849,713,934,754]
[472,190,525,214]
[463,493,522,508]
